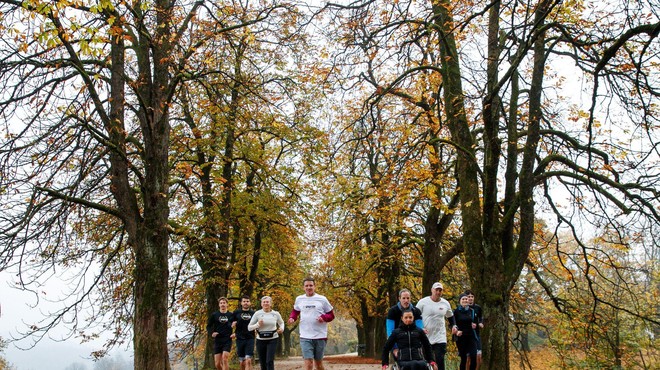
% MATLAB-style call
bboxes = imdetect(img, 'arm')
[231,311,238,329]
[476,305,484,328]
[420,330,434,364]
[447,310,457,332]
[414,307,424,330]
[475,305,483,322]
[320,309,335,322]
[381,331,397,366]
[247,312,260,331]
[386,318,395,338]
[453,310,463,336]
[288,309,300,323]
[276,312,285,333]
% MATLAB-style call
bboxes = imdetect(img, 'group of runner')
[207,278,482,370]
[206,277,334,370]
[382,284,484,370]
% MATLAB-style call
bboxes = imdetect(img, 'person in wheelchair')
[382,309,437,370]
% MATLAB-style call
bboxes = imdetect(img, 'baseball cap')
[432,282,443,290]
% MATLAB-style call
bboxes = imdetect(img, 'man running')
[416,282,457,370]
[207,297,234,370]
[232,295,255,370]
[386,288,423,336]
[386,288,423,359]
[288,277,335,370]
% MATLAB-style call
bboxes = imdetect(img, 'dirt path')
[275,354,379,370]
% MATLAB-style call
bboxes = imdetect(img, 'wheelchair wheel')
[389,351,399,370]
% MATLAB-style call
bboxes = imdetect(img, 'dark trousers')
[256,338,277,370]
[456,336,477,370]
[431,343,447,370]
[399,360,428,370]
[459,353,477,370]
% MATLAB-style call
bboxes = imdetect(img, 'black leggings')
[456,336,477,370]
[256,339,277,370]
[459,353,476,370]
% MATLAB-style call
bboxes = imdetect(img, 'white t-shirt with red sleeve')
[293,293,333,339]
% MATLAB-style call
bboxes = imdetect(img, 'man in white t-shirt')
[416,282,456,370]
[288,277,335,370]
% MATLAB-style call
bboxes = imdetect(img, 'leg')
[221,351,230,370]
[265,339,278,370]
[237,339,246,370]
[313,339,327,370]
[214,353,223,370]
[257,340,269,370]
[399,360,427,370]
[459,354,468,370]
[431,343,447,370]
[243,338,254,370]
[468,353,477,370]
[457,340,467,370]
[475,335,482,370]
[242,356,253,370]
[300,339,315,370]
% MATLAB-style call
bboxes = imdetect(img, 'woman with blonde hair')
[248,296,285,370]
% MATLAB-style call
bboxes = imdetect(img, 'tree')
[323,0,660,368]
[0,0,261,368]
[311,73,464,354]
[164,1,324,366]
[0,337,14,370]
[523,229,660,369]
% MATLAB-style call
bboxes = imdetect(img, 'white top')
[293,293,333,339]
[248,309,285,340]
[416,296,454,344]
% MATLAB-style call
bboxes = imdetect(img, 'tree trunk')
[107,3,173,366]
[283,325,295,357]
[359,304,379,358]
[480,287,510,369]
[134,224,171,370]
[131,115,172,370]
[373,317,387,360]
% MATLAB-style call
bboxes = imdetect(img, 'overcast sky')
[1,270,133,370]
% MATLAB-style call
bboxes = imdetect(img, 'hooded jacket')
[382,323,433,365]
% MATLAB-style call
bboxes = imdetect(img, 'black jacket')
[382,323,433,365]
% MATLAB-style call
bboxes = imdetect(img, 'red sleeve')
[289,309,300,321]
[320,310,335,322]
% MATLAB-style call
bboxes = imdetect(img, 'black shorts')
[236,337,255,358]
[213,336,232,354]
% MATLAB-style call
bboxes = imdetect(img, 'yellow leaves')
[568,107,590,123]
[90,0,115,13]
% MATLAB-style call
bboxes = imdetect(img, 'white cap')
[432,282,443,290]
